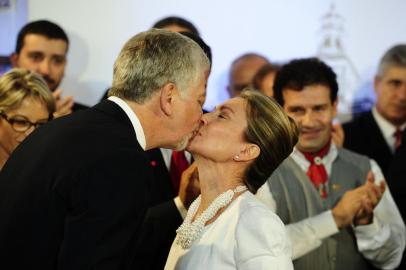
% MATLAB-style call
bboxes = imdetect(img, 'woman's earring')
[234,155,240,161]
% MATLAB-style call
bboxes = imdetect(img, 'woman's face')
[187,97,248,161]
[0,96,50,156]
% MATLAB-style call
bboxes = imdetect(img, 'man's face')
[374,66,406,126]
[228,57,268,97]
[171,70,209,150]
[283,84,337,153]
[11,34,67,91]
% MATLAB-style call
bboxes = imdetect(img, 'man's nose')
[38,59,51,76]
[397,83,406,101]
[301,111,316,127]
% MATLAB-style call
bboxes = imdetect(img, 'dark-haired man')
[257,58,405,270]
[152,16,200,36]
[10,20,88,117]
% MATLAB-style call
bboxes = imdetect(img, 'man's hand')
[53,89,74,118]
[354,172,386,226]
[178,162,200,209]
[332,122,344,147]
[332,185,365,229]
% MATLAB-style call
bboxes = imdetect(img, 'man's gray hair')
[377,44,406,77]
[109,29,210,103]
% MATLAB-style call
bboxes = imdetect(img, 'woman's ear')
[160,82,176,116]
[236,143,260,162]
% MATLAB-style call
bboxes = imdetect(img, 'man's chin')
[173,134,192,151]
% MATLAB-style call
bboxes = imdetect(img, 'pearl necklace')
[176,185,247,249]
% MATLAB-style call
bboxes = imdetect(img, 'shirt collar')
[372,107,399,141]
[108,96,146,150]
[291,142,338,171]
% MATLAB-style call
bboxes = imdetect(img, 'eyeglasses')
[0,112,51,132]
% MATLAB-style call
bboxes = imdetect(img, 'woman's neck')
[196,159,245,215]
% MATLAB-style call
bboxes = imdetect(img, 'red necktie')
[394,128,403,150]
[301,142,331,199]
[169,150,189,193]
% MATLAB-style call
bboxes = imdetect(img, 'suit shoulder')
[342,111,374,131]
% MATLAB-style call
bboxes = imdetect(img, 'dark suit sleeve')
[57,153,151,270]
[130,199,183,270]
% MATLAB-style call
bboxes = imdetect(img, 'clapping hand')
[331,122,344,147]
[332,171,385,229]
[354,172,386,226]
[53,88,74,118]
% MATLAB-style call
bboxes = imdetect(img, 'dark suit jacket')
[387,131,406,220]
[343,111,394,176]
[73,101,90,112]
[387,131,406,269]
[130,148,183,270]
[0,100,152,270]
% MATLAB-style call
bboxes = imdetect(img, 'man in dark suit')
[387,130,406,269]
[132,32,212,270]
[0,29,210,270]
[343,44,406,177]
[10,20,89,117]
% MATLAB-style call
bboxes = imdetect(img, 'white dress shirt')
[160,148,192,219]
[256,144,406,269]
[165,192,293,270]
[108,96,146,150]
[372,107,406,153]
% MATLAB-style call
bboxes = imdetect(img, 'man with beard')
[10,20,88,117]
[257,58,405,270]
[0,29,210,270]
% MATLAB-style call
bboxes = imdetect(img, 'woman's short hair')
[240,89,298,193]
[0,68,55,116]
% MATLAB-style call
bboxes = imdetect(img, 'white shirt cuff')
[312,210,340,239]
[353,217,384,238]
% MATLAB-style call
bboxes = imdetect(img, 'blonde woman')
[165,90,298,270]
[0,68,55,169]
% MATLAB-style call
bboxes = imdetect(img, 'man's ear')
[10,53,19,67]
[332,97,338,118]
[373,75,382,95]
[160,82,177,116]
[237,143,260,162]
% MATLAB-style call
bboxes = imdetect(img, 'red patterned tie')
[394,128,403,150]
[169,150,189,193]
[301,142,331,199]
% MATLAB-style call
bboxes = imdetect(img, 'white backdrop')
[2,0,406,114]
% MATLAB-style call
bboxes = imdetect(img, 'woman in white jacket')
[165,90,298,270]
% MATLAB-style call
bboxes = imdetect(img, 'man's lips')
[300,129,321,138]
